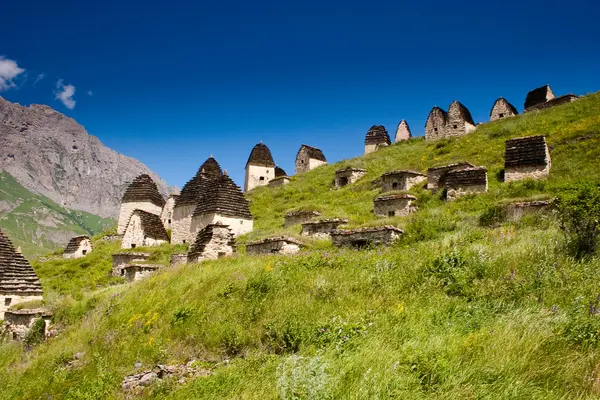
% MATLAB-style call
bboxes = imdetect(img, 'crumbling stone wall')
[381,170,426,192]
[171,205,196,244]
[170,253,188,266]
[295,145,327,174]
[160,195,177,231]
[3,309,51,341]
[123,264,161,282]
[284,211,321,227]
[63,237,93,259]
[504,135,551,182]
[427,163,474,191]
[374,194,417,217]
[490,98,518,121]
[331,226,403,248]
[525,94,578,113]
[117,202,162,235]
[300,219,348,239]
[111,252,150,277]
[425,107,447,140]
[506,200,550,221]
[444,167,488,200]
[0,294,43,320]
[246,237,302,255]
[122,212,168,249]
[335,168,366,188]
[187,224,235,263]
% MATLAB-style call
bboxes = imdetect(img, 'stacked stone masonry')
[374,194,417,217]
[0,229,43,319]
[246,237,303,255]
[117,174,166,234]
[169,253,188,266]
[524,85,555,110]
[284,210,321,227]
[427,162,474,191]
[161,195,178,230]
[122,209,169,249]
[381,170,426,192]
[112,252,150,277]
[187,224,235,263]
[525,94,578,112]
[395,120,412,142]
[123,264,162,282]
[63,235,92,259]
[443,167,488,200]
[268,176,290,188]
[331,226,403,248]
[364,125,391,154]
[506,200,550,221]
[335,167,367,188]
[490,98,518,121]
[301,219,348,239]
[3,308,52,341]
[504,135,551,182]
[245,142,276,192]
[425,101,476,140]
[295,145,327,174]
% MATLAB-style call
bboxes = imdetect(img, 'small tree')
[554,182,600,259]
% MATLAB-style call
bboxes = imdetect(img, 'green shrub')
[479,204,507,227]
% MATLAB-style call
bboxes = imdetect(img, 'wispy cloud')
[33,73,46,86]
[0,56,25,91]
[55,79,76,109]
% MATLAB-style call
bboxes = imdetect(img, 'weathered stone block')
[427,162,474,191]
[374,194,417,217]
[381,170,426,192]
[112,252,150,277]
[331,226,403,248]
[506,200,550,221]
[300,219,348,239]
[335,167,367,188]
[504,135,551,182]
[444,167,488,200]
[284,210,321,227]
[246,237,303,255]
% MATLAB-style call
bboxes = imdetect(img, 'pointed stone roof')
[246,142,275,168]
[365,125,391,146]
[395,120,412,141]
[176,156,223,207]
[448,101,475,125]
[505,135,550,167]
[0,229,43,296]
[192,174,253,219]
[426,106,448,125]
[64,235,90,254]
[275,166,287,177]
[129,209,169,241]
[490,97,518,118]
[121,174,166,207]
[524,85,555,110]
[188,223,235,261]
[297,144,327,162]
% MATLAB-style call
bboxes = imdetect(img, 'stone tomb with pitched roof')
[425,106,448,140]
[295,144,327,174]
[187,223,236,263]
[117,174,166,235]
[0,229,43,319]
[301,218,348,239]
[443,167,488,200]
[268,166,290,188]
[395,120,412,142]
[246,237,303,255]
[112,252,150,277]
[380,170,426,192]
[190,173,253,238]
[171,156,223,244]
[122,209,170,249]
[490,97,518,121]
[3,308,52,341]
[63,235,92,259]
[335,167,367,188]
[504,135,551,182]
[425,101,476,140]
[245,142,277,191]
[284,210,321,227]
[524,85,555,111]
[364,125,391,154]
[374,194,417,217]
[427,162,475,191]
[331,226,403,248]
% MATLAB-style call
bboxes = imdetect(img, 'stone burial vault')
[504,135,551,182]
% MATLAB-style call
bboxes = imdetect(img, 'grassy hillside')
[0,171,115,257]
[1,93,600,399]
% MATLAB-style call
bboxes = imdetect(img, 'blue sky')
[1,0,599,189]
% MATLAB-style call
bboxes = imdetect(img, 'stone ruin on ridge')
[380,170,426,192]
[3,308,52,341]
[331,226,403,248]
[524,85,577,112]
[245,142,276,192]
[490,97,518,121]
[335,167,367,188]
[122,209,170,249]
[187,223,236,263]
[506,200,550,221]
[122,264,163,282]
[161,194,179,231]
[117,174,166,235]
[171,156,223,244]
[246,237,303,255]
[504,135,551,182]
[364,125,391,154]
[295,144,327,174]
[63,235,92,259]
[373,194,417,217]
[269,166,290,188]
[395,120,412,142]
[301,218,348,239]
[284,210,321,227]
[425,101,476,140]
[112,252,150,277]
[443,166,488,200]
[427,162,474,191]
[0,229,43,320]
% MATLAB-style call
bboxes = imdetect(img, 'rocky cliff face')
[0,97,168,218]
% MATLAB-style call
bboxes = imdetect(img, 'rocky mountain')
[0,97,169,218]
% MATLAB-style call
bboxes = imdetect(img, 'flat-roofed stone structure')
[443,167,488,200]
[0,229,43,320]
[506,200,550,221]
[295,145,327,174]
[3,308,52,341]
[364,125,391,154]
[300,218,348,239]
[112,252,150,277]
[524,85,555,111]
[446,101,476,138]
[525,94,578,112]
[187,224,235,263]
[170,253,188,266]
[190,173,253,238]
[123,264,162,282]
[245,142,276,192]
[395,119,412,142]
[374,194,417,217]
[331,226,403,248]
[381,170,426,192]
[246,237,303,255]
[268,176,290,188]
[161,194,178,230]
[172,157,223,244]
[63,235,92,259]
[284,210,321,227]
[117,174,166,235]
[490,97,518,121]
[122,209,169,249]
[427,162,474,191]
[335,167,367,188]
[425,106,448,140]
[504,135,551,182]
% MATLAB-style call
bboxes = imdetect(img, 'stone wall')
[444,167,488,200]
[335,168,366,188]
[506,200,550,221]
[171,205,196,244]
[122,212,168,249]
[187,225,235,263]
[300,219,348,239]
[190,213,253,238]
[111,252,150,277]
[3,309,51,341]
[525,94,578,113]
[425,107,447,140]
[445,101,476,138]
[268,176,290,188]
[504,135,551,182]
[373,194,417,217]
[505,165,551,182]
[117,201,162,235]
[490,98,518,122]
[246,237,302,255]
[245,164,275,192]
[284,211,321,227]
[123,264,161,282]
[427,163,474,191]
[160,196,177,230]
[381,171,426,192]
[295,146,327,174]
[0,294,43,320]
[170,253,188,266]
[331,226,403,248]
[102,234,123,242]
[63,238,93,259]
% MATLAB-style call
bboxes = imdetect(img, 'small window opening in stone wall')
[168,219,172,224]
[131,244,136,248]
[270,248,278,253]
[392,182,398,189]
[82,250,87,255]
[351,239,371,249]
[339,177,349,186]
[5,297,11,306]
[266,170,269,173]
[453,125,458,129]
[388,211,395,217]
[259,176,265,181]
[183,240,186,244]
[434,128,438,132]
[240,220,244,225]
[301,160,305,163]
[499,113,504,118]
[72,145,78,150]
[218,252,226,258]
[12,332,17,340]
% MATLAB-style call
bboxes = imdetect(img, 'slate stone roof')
[490,97,518,117]
[0,229,43,296]
[449,101,475,125]
[64,235,90,254]
[275,166,287,177]
[443,167,488,187]
[524,85,554,109]
[365,125,391,146]
[121,174,166,207]
[130,210,169,241]
[336,167,367,174]
[298,145,327,162]
[176,157,223,207]
[374,194,417,202]
[246,236,303,246]
[425,106,448,125]
[246,143,275,168]
[525,94,578,112]
[331,226,404,235]
[381,170,425,177]
[428,162,474,172]
[505,135,549,167]
[285,210,321,218]
[192,174,253,219]
[188,224,235,260]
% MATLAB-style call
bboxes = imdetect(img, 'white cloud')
[33,73,46,86]
[87,89,93,96]
[0,56,25,91]
[55,79,76,109]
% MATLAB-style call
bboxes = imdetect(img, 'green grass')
[1,93,600,399]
